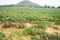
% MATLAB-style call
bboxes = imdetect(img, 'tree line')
[0,5,60,8]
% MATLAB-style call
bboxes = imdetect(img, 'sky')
[0,0,60,7]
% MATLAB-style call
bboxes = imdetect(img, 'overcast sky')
[0,0,60,7]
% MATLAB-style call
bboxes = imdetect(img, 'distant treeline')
[0,5,60,8]
[0,5,14,7]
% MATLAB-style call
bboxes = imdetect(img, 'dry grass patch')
[2,21,32,29]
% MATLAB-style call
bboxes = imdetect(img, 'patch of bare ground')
[0,22,33,40]
[0,22,4,28]
[23,23,32,27]
[8,34,31,40]
[55,25,60,29]
[48,21,60,29]
[48,21,55,26]
[45,27,60,35]
[0,28,24,40]
[20,35,31,40]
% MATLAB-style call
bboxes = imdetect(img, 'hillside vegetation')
[0,7,60,40]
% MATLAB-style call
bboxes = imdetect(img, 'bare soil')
[45,22,60,34]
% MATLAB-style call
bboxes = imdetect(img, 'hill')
[15,0,40,8]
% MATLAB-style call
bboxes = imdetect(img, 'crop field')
[0,7,60,40]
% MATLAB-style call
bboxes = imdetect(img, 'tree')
[57,6,60,8]
[44,5,47,8]
[51,6,55,8]
[47,6,50,8]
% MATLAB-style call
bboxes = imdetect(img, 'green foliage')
[22,27,38,35]
[55,20,60,25]
[0,7,60,23]
[52,26,59,30]
[30,36,40,40]
[33,21,51,29]
[22,27,48,37]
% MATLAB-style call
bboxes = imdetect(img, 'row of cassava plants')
[0,7,60,23]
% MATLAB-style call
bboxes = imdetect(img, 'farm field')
[0,7,60,40]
